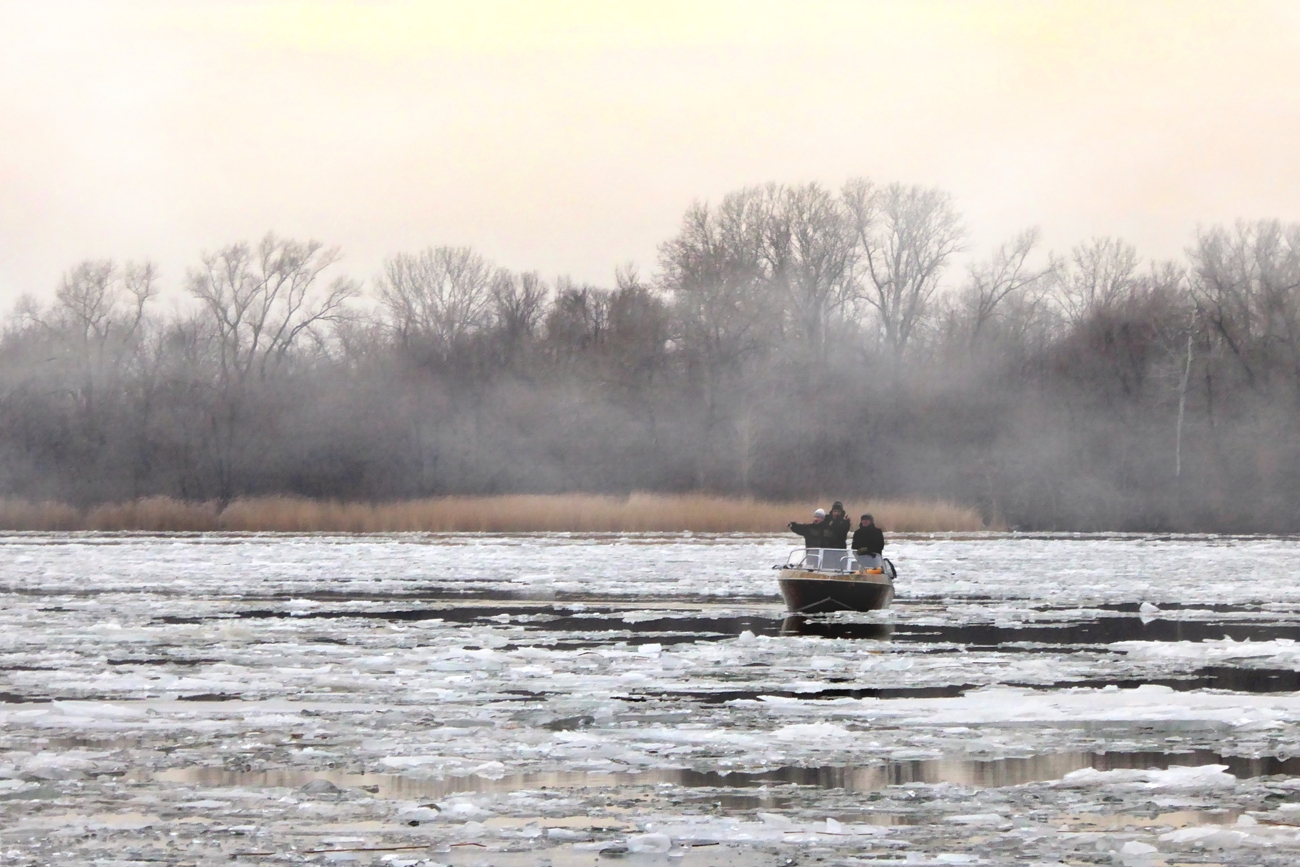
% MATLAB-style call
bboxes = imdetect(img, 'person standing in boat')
[822,501,852,570]
[852,514,885,569]
[788,509,830,558]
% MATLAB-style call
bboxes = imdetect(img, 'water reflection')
[781,616,893,640]
[145,748,1298,801]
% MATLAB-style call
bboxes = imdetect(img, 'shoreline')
[0,493,989,534]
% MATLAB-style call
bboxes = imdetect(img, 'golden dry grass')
[0,493,990,533]
[0,499,82,531]
[85,497,222,532]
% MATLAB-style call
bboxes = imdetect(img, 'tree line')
[2,177,1298,531]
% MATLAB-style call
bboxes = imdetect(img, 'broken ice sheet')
[3,532,1300,864]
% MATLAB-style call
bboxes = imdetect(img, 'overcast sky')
[2,0,1299,302]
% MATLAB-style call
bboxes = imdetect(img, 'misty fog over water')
[2,178,1296,532]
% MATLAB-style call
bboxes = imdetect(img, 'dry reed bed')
[0,494,988,533]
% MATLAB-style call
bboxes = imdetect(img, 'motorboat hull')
[778,570,894,614]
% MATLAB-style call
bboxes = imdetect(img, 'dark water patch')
[254,589,781,606]
[265,588,530,603]
[894,618,1300,647]
[781,618,893,640]
[178,692,242,702]
[1039,666,1300,695]
[629,685,972,704]
[782,614,1300,647]
[107,657,219,667]
[212,604,789,645]
[675,667,1300,702]
[152,601,1300,649]
[146,748,1300,802]
[543,714,596,731]
[1099,602,1266,614]
[0,692,51,704]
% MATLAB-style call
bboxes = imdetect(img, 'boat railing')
[784,548,889,575]
[784,547,854,573]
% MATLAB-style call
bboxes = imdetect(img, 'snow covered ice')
[4,532,1300,864]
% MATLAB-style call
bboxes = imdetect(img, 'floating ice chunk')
[771,722,852,742]
[823,817,846,834]
[637,643,662,656]
[379,755,445,769]
[757,812,794,829]
[20,751,100,780]
[439,800,492,821]
[546,827,589,840]
[470,760,506,779]
[300,779,341,794]
[1059,764,1236,790]
[1139,602,1160,615]
[736,629,757,644]
[627,832,672,853]
[395,806,441,825]
[1159,825,1248,848]
[945,813,1006,826]
[0,779,39,794]
[1121,840,1157,855]
[51,701,144,719]
[219,623,255,641]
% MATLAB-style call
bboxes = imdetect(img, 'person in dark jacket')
[788,509,829,549]
[852,514,885,558]
[823,501,851,549]
[812,501,851,570]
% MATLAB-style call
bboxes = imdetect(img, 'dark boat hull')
[778,572,894,614]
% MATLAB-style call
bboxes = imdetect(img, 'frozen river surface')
[5,533,1300,865]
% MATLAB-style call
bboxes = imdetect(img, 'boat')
[776,548,896,614]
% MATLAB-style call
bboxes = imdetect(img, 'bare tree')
[186,234,357,500]
[763,183,860,358]
[855,183,965,356]
[959,228,1056,346]
[1189,220,1300,391]
[1051,237,1140,326]
[189,234,356,384]
[377,246,495,361]
[659,188,783,486]
[660,187,783,374]
[491,269,547,368]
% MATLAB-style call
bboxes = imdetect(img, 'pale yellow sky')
[2,0,1299,300]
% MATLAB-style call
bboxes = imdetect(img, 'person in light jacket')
[788,509,829,549]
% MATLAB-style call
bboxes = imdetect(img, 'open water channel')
[4,533,1300,865]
